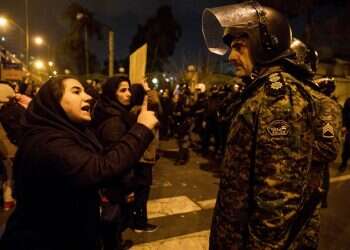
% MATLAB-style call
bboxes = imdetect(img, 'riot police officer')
[287,38,343,211]
[172,84,192,165]
[340,97,350,172]
[202,2,341,249]
[191,84,208,153]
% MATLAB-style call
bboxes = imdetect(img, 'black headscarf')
[24,75,102,151]
[130,83,146,106]
[92,76,135,128]
[101,76,130,104]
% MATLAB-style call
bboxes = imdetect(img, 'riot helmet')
[286,38,319,75]
[315,77,336,97]
[202,1,292,64]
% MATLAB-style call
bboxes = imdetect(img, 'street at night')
[2,138,350,249]
[1,0,350,249]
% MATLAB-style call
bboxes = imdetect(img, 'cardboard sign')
[129,43,147,84]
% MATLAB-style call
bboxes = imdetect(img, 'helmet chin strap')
[250,1,278,51]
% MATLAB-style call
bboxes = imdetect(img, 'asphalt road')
[1,138,350,250]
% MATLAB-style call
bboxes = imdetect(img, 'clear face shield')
[201,1,260,56]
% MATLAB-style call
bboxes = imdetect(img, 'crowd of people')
[0,1,349,250]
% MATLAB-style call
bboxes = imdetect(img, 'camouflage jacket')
[209,66,341,250]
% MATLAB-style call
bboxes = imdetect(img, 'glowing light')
[33,59,45,70]
[33,36,44,46]
[0,17,8,27]
[152,78,159,84]
[48,61,54,67]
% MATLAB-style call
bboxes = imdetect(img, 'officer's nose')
[228,48,240,63]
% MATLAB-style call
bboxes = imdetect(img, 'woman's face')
[115,81,131,106]
[60,78,93,123]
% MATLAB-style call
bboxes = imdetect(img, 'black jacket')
[0,81,153,250]
[92,96,137,203]
[343,97,350,129]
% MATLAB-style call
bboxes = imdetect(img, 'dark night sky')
[0,0,239,70]
[0,0,348,71]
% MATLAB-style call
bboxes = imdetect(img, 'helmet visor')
[202,2,260,55]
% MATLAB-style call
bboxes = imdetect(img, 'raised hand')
[137,95,158,129]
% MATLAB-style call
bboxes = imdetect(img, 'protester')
[0,75,158,250]
[92,76,136,250]
[0,83,17,211]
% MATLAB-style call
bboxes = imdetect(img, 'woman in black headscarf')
[0,75,157,250]
[92,76,137,250]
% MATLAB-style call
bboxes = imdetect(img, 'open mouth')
[81,105,90,112]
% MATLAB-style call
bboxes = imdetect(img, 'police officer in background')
[172,84,192,165]
[191,84,208,153]
[340,97,350,172]
[202,1,341,249]
[287,38,342,209]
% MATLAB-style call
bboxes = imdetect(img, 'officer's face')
[228,38,254,77]
[60,78,93,123]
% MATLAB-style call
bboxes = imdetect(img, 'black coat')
[92,97,137,203]
[0,80,153,250]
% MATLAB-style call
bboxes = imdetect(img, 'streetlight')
[33,36,44,46]
[32,35,51,60]
[0,15,29,68]
[0,17,8,27]
[33,59,45,70]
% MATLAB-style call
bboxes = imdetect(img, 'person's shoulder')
[260,71,291,98]
[18,128,72,157]
[35,128,74,144]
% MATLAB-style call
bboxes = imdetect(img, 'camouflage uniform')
[209,67,342,250]
[172,92,192,165]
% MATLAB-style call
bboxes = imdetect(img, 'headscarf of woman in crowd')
[92,76,134,128]
[130,83,147,106]
[102,76,131,108]
[24,75,101,151]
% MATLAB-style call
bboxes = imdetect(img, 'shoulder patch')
[267,120,290,136]
[270,81,283,90]
[268,73,281,82]
[322,123,334,138]
[265,72,287,97]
